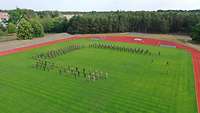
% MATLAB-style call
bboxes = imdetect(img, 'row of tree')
[3,9,200,41]
[67,11,200,42]
[10,9,68,34]
[67,11,200,34]
[0,8,67,37]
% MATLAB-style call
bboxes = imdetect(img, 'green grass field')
[0,38,197,113]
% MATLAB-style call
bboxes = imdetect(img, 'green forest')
[1,9,200,41]
[68,11,200,34]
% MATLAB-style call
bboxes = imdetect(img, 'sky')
[0,0,200,11]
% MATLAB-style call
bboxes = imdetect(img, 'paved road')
[0,33,71,52]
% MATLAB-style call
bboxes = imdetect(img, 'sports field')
[0,38,197,113]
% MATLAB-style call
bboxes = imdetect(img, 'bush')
[0,23,7,32]
[30,19,44,37]
[7,23,16,34]
[0,29,7,36]
[191,23,200,42]
[17,18,33,40]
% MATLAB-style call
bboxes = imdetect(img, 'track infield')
[0,35,200,113]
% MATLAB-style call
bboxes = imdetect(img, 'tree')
[51,17,65,33]
[6,9,200,35]
[39,17,54,33]
[30,19,44,37]
[8,8,23,24]
[9,8,37,24]
[39,17,66,33]
[7,23,16,34]
[191,23,200,42]
[67,16,82,34]
[17,18,33,40]
[62,18,69,32]
[65,11,200,34]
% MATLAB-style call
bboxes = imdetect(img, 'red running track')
[0,35,200,112]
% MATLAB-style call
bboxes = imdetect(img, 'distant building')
[62,14,82,20]
[0,12,9,22]
[62,14,75,20]
[0,12,9,27]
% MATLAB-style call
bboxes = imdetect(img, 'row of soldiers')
[59,66,108,81]
[33,44,82,60]
[89,43,151,55]
[34,59,55,71]
[33,59,108,81]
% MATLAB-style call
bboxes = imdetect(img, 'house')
[62,14,75,20]
[62,14,83,20]
[0,12,9,22]
[0,12,9,27]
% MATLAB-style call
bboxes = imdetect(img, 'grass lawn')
[0,38,197,113]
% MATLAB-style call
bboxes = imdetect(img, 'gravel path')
[0,33,71,52]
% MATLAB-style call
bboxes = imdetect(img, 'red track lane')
[0,35,200,112]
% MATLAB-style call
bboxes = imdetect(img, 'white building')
[0,12,9,27]
[62,14,83,20]
[0,12,9,22]
[62,14,75,20]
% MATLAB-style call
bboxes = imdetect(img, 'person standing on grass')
[74,71,77,79]
[59,68,63,75]
[105,72,108,80]
[43,60,47,71]
[87,72,91,81]
[158,51,161,56]
[151,59,154,63]
[83,68,86,78]
[92,75,96,81]
[77,70,80,77]
[75,66,78,72]
[100,71,103,80]
[35,59,41,69]
[46,62,50,72]
[70,67,74,76]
